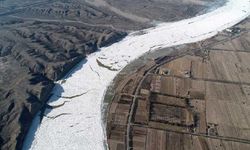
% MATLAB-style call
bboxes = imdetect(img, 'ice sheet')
[23,0,250,150]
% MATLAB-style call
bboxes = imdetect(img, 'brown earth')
[0,0,226,149]
[106,18,250,150]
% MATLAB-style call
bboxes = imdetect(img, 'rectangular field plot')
[150,103,194,126]
[206,82,250,140]
[205,51,250,83]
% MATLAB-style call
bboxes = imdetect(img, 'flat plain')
[106,17,250,150]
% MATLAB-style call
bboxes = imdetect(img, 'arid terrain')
[106,17,250,150]
[0,0,226,149]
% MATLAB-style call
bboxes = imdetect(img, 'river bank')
[23,0,250,149]
[105,17,250,149]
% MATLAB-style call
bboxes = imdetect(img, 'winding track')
[23,0,250,150]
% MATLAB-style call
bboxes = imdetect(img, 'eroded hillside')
[0,0,226,149]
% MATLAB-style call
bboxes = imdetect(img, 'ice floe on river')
[23,0,250,149]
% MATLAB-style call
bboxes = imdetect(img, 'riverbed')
[23,0,250,149]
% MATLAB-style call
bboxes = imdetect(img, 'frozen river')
[23,0,250,149]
